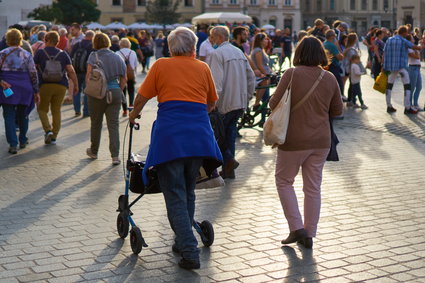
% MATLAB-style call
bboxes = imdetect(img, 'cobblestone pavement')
[1,61,425,283]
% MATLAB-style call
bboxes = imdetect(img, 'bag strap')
[0,47,20,70]
[52,49,62,60]
[291,69,325,113]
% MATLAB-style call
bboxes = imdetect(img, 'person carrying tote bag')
[268,36,343,249]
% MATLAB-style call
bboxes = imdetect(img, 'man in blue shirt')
[383,25,422,114]
[324,30,345,101]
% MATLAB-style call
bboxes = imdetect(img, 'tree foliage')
[145,0,181,25]
[28,0,101,25]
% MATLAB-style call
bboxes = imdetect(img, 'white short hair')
[59,28,67,36]
[111,35,120,43]
[211,26,230,41]
[119,38,131,48]
[168,27,198,56]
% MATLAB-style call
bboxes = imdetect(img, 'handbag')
[373,71,388,94]
[263,68,325,147]
[326,118,339,161]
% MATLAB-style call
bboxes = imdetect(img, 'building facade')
[204,0,302,33]
[95,0,203,25]
[300,0,396,35]
[0,0,52,36]
[396,0,425,28]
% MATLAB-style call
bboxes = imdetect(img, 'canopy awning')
[192,12,252,25]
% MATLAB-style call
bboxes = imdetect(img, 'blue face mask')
[212,44,219,49]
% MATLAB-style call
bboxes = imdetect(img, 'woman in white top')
[117,38,138,116]
[407,34,422,110]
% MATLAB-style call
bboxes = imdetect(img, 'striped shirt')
[383,35,414,71]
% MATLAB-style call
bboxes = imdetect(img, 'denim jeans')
[156,158,203,261]
[2,104,29,147]
[222,109,244,163]
[328,63,344,97]
[408,65,422,106]
[350,83,364,105]
[73,73,89,116]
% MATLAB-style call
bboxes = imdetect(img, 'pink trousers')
[275,148,329,237]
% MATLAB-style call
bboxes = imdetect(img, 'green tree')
[28,0,100,25]
[145,0,180,25]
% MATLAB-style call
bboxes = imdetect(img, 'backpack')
[41,49,64,83]
[119,51,135,81]
[84,52,111,103]
[72,42,89,73]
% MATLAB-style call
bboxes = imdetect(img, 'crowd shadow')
[0,160,113,241]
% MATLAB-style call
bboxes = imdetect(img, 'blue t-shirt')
[34,46,71,87]
[280,36,292,54]
[324,41,341,66]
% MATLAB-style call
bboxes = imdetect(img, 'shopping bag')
[373,72,388,94]
[263,88,291,147]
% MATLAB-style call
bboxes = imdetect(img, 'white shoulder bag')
[263,68,325,147]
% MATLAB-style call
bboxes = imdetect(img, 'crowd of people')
[0,17,424,271]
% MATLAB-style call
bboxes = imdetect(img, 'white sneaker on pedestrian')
[361,104,368,110]
[86,148,97,159]
[112,157,121,165]
[44,131,53,144]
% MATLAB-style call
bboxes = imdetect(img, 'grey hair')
[58,28,67,36]
[168,27,198,56]
[119,38,131,48]
[85,30,95,38]
[211,26,230,41]
[37,31,46,41]
[111,35,120,43]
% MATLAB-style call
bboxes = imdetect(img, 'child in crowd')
[349,54,368,109]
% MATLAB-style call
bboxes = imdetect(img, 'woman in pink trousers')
[269,36,343,249]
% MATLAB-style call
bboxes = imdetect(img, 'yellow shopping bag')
[373,72,388,94]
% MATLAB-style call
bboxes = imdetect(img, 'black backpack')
[72,42,88,73]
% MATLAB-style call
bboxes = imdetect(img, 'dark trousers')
[157,158,203,261]
[351,83,364,105]
[222,109,244,163]
[122,79,135,111]
[2,104,28,147]
[328,63,344,97]
[73,73,89,116]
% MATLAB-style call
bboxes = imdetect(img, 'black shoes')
[281,228,308,245]
[8,147,17,154]
[172,243,181,254]
[404,108,418,115]
[178,258,200,270]
[297,237,313,249]
[387,106,397,113]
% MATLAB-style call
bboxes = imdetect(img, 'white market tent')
[174,23,193,28]
[127,22,151,29]
[86,22,104,30]
[262,24,275,30]
[104,22,127,29]
[192,12,252,25]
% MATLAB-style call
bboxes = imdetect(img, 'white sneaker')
[44,131,53,144]
[361,104,368,110]
[112,157,121,165]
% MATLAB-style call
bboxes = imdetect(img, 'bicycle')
[237,71,283,130]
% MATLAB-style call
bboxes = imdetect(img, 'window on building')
[383,0,389,10]
[184,0,193,6]
[112,0,121,6]
[372,0,377,10]
[284,0,291,5]
[350,0,355,10]
[361,0,367,10]
[250,0,257,5]
[269,18,277,27]
[381,20,391,28]
[317,0,321,11]
[111,17,123,22]
[137,0,146,6]
[211,0,220,4]
[229,0,237,4]
[330,0,334,10]
[268,0,276,5]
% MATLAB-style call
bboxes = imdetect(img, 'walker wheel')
[200,220,214,247]
[116,212,129,239]
[130,226,143,254]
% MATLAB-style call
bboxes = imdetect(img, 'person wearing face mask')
[208,26,256,179]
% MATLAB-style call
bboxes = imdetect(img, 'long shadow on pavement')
[282,245,319,282]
